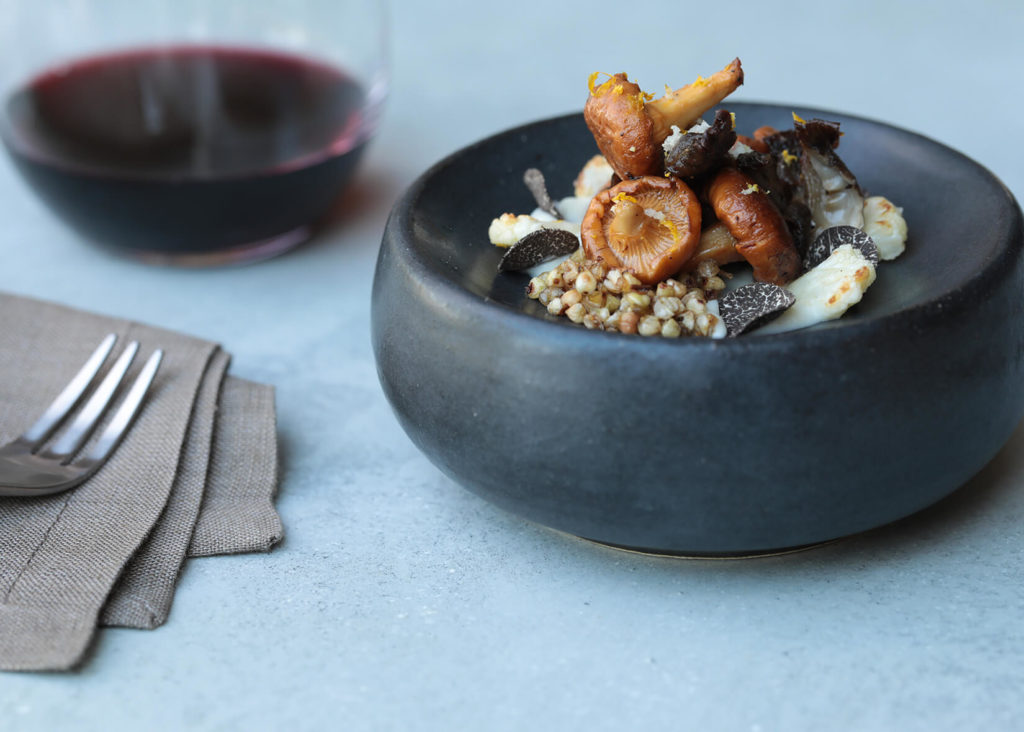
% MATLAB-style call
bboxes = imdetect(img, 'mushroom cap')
[583,74,660,180]
[581,176,702,284]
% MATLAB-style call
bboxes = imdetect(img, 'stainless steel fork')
[0,334,163,497]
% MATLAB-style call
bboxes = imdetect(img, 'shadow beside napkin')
[0,293,282,671]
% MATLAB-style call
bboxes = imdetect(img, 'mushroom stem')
[609,199,647,239]
[645,58,744,143]
[687,222,745,268]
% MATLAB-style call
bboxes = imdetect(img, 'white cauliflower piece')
[662,125,684,153]
[728,139,755,158]
[573,155,614,198]
[488,214,580,248]
[862,196,908,261]
[552,196,591,224]
[757,245,876,334]
[528,197,589,224]
[661,119,712,154]
[705,299,728,339]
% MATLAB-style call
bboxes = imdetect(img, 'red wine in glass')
[0,45,373,263]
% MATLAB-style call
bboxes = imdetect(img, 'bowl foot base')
[579,535,839,559]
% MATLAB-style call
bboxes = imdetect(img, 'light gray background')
[1,0,1022,729]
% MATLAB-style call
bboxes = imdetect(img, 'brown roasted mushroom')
[583,59,744,180]
[581,176,702,284]
[685,222,745,269]
[752,125,779,145]
[706,167,801,285]
[736,133,769,154]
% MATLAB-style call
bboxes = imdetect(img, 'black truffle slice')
[498,229,579,272]
[720,282,796,337]
[804,225,879,270]
[523,168,561,219]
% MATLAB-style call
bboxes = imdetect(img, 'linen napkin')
[0,293,282,672]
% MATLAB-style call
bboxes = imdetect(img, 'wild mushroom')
[583,58,744,180]
[685,222,745,269]
[748,118,865,258]
[580,176,701,284]
[706,166,801,286]
[792,117,865,232]
[736,133,769,154]
[740,127,814,258]
[664,109,737,179]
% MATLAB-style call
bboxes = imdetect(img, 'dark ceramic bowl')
[372,103,1024,555]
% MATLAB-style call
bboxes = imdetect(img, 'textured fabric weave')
[0,293,282,671]
[99,350,229,629]
[188,377,281,557]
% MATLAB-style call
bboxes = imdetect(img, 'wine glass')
[0,0,389,265]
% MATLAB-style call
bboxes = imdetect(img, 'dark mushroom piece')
[792,117,865,232]
[664,109,737,179]
[743,127,814,258]
[750,118,865,256]
[583,59,744,180]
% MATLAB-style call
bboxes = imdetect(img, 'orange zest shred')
[587,71,619,96]
[781,149,798,164]
[792,111,806,124]
[660,219,681,243]
[729,112,736,130]
[612,193,640,205]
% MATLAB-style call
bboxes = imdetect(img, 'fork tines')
[23,334,163,464]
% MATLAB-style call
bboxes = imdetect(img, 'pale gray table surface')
[1,1,1023,730]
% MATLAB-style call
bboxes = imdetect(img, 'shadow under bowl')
[371,104,1024,555]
